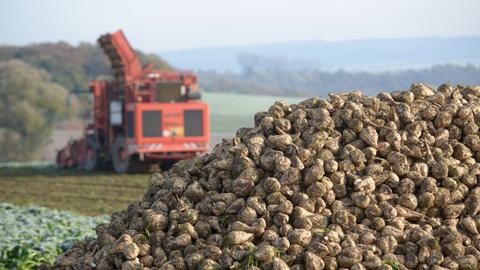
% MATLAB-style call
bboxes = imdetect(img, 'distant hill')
[159,36,480,72]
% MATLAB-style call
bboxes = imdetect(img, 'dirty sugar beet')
[48,83,480,270]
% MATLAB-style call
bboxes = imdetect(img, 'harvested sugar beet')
[48,83,480,270]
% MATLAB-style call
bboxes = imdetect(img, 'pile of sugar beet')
[48,83,480,270]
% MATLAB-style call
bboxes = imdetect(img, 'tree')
[0,60,76,161]
[136,50,174,71]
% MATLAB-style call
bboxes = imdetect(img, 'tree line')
[200,61,480,97]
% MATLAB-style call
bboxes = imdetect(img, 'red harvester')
[56,30,210,173]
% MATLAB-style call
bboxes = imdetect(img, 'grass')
[0,164,149,216]
[237,247,258,269]
[218,213,233,227]
[383,258,400,270]
[318,226,330,234]
[273,248,286,258]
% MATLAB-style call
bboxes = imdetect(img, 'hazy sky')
[0,0,479,52]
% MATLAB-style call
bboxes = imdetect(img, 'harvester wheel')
[160,159,177,171]
[83,140,98,171]
[112,136,130,173]
[56,150,67,168]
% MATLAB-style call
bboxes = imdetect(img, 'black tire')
[160,159,177,171]
[56,150,67,169]
[83,139,98,172]
[112,136,130,173]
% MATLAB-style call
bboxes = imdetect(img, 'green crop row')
[0,203,108,270]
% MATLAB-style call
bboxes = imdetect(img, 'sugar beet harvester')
[56,30,210,173]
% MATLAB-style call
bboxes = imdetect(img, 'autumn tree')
[0,60,76,161]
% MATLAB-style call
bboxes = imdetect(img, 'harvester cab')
[57,30,210,173]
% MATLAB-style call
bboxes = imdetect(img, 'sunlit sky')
[0,0,479,52]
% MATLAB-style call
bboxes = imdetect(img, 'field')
[203,91,304,133]
[0,164,148,216]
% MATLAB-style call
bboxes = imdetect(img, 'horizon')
[1,34,480,52]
